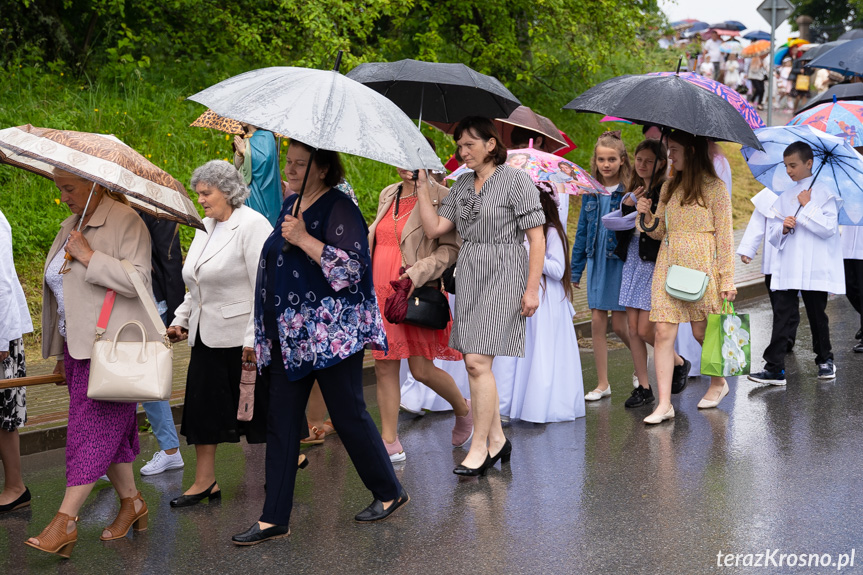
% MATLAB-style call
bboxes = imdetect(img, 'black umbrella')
[743,30,771,41]
[710,21,747,31]
[805,38,863,76]
[798,83,863,113]
[800,40,848,62]
[839,29,863,40]
[562,73,763,149]
[345,59,521,124]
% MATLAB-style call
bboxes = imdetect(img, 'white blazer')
[172,205,272,349]
[0,209,34,351]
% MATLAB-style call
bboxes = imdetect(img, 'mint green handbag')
[663,211,710,302]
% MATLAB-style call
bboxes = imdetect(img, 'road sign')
[757,0,795,27]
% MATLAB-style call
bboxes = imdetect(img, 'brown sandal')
[300,425,326,445]
[101,491,148,541]
[25,512,78,558]
[321,419,337,436]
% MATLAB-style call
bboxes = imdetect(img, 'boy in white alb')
[737,188,800,352]
[749,142,844,385]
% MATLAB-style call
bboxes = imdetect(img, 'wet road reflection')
[2,295,863,574]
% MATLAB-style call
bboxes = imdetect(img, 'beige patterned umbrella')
[0,124,204,230]
[191,109,287,139]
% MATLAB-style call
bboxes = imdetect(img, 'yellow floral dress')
[638,176,736,323]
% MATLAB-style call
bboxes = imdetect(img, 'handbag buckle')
[414,297,420,306]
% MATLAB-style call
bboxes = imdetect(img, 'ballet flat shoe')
[585,386,611,402]
[697,382,730,409]
[644,405,675,425]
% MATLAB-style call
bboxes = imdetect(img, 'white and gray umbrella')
[188,66,444,171]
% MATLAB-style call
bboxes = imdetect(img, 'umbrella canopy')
[720,41,743,54]
[789,101,863,147]
[711,21,747,31]
[798,83,863,113]
[805,39,863,76]
[671,19,700,31]
[742,40,771,58]
[563,74,763,149]
[427,105,567,154]
[600,116,634,124]
[775,46,791,66]
[743,30,772,41]
[345,59,521,124]
[741,125,863,224]
[800,40,849,63]
[689,22,709,33]
[447,145,607,196]
[707,29,741,38]
[648,72,766,130]
[188,66,443,171]
[839,29,863,40]
[0,125,203,230]
[190,109,287,139]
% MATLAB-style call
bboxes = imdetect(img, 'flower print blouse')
[255,188,387,381]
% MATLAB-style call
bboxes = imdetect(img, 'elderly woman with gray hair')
[167,160,272,507]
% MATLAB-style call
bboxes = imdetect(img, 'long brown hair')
[628,139,668,199]
[537,183,572,300]
[662,130,718,207]
[590,131,632,188]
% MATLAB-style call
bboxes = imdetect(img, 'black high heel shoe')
[170,481,221,508]
[489,439,512,467]
[453,452,494,477]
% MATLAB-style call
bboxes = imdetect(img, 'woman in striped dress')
[416,116,546,476]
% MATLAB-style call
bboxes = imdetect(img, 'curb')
[19,279,768,457]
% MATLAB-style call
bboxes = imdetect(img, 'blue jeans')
[140,306,180,451]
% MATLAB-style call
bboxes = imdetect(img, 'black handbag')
[404,284,451,330]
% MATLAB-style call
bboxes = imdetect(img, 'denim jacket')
[570,183,625,283]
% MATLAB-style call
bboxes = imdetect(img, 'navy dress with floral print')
[255,188,388,381]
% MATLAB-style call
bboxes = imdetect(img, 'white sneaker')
[585,386,611,401]
[140,450,185,476]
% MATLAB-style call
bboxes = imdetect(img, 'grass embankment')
[1,66,763,358]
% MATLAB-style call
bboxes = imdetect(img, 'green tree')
[791,0,863,41]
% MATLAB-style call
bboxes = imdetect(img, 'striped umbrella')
[789,101,863,147]
[648,72,765,129]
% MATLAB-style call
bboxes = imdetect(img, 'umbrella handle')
[282,148,316,253]
[638,127,667,232]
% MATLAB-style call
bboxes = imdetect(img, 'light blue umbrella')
[741,124,863,225]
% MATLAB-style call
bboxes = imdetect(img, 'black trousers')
[260,350,401,526]
[844,259,863,332]
[765,274,799,350]
[751,79,765,105]
[764,289,832,372]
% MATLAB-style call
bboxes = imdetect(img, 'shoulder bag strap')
[120,259,168,338]
[95,290,117,338]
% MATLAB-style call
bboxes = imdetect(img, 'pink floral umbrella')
[446,142,608,195]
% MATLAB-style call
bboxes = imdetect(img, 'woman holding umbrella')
[415,116,546,476]
[233,140,407,546]
[636,130,737,424]
[26,169,156,557]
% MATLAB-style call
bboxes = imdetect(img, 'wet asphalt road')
[2,294,863,575]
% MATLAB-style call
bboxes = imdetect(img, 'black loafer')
[355,488,409,522]
[0,487,31,514]
[232,522,290,546]
[170,481,221,508]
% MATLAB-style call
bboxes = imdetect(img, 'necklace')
[392,194,415,223]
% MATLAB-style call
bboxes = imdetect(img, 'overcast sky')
[659,0,794,40]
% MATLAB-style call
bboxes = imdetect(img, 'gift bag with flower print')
[701,300,751,377]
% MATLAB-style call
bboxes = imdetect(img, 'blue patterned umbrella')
[741,125,863,225]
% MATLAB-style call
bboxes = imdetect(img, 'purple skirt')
[64,345,139,486]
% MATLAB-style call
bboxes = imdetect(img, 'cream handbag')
[87,260,173,403]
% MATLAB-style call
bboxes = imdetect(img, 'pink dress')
[372,197,461,361]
